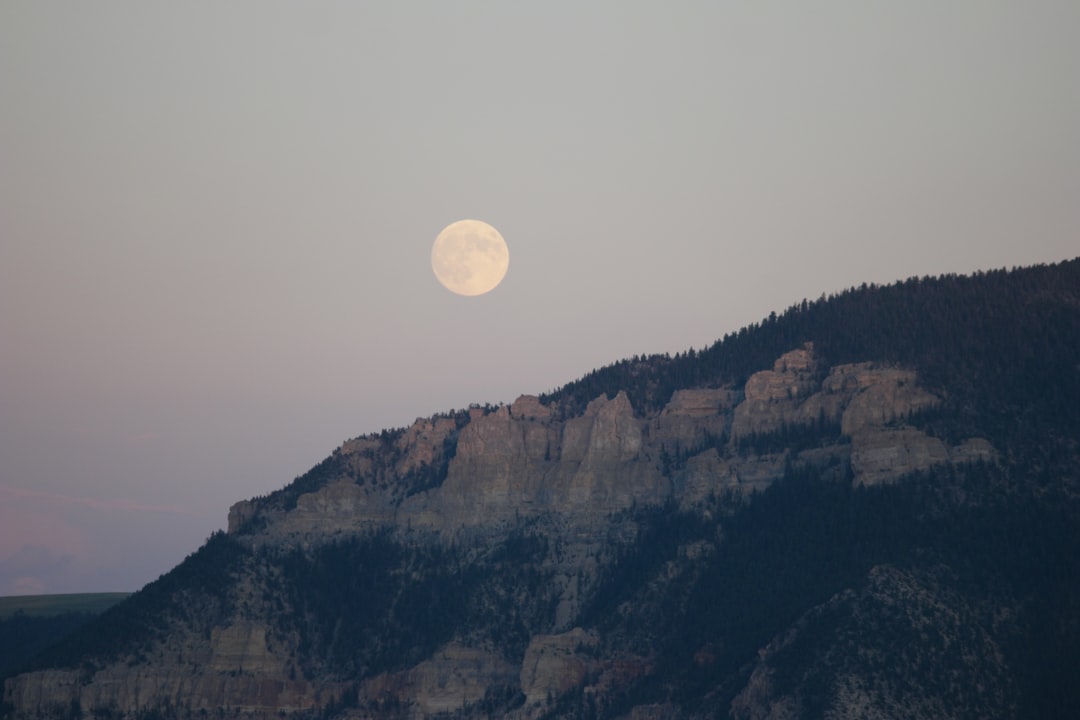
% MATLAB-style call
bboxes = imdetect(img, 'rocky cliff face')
[228,344,988,545]
[3,622,342,717]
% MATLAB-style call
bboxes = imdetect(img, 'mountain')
[4,259,1079,720]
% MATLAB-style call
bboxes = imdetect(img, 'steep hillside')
[4,259,1079,720]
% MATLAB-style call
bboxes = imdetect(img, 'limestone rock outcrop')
[360,644,518,719]
[223,350,990,549]
[3,621,337,718]
[732,345,822,439]
[850,428,949,486]
[837,365,939,436]
[519,628,597,708]
[653,388,736,451]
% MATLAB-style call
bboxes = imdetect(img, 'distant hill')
[0,594,129,683]
[3,259,1079,720]
[0,594,130,619]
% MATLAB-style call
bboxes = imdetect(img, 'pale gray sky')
[2,1,1078,594]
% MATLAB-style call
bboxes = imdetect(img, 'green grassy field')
[0,592,130,618]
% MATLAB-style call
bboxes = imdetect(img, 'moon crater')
[431,219,509,296]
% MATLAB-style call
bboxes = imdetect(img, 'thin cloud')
[0,485,190,515]
[0,544,74,596]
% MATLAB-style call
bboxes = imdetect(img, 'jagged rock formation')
[231,344,989,547]
[5,260,1079,720]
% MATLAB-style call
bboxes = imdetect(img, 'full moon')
[431,219,510,296]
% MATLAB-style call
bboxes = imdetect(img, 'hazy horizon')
[2,2,1078,595]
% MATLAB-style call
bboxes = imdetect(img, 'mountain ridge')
[4,259,1079,719]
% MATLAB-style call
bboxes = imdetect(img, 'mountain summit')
[5,260,1080,720]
